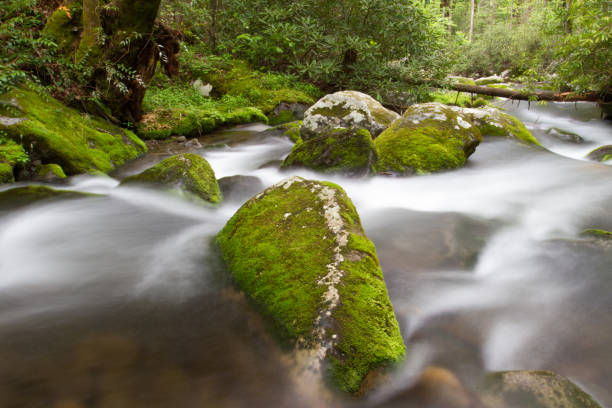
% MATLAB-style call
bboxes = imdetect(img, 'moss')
[201,60,318,114]
[487,83,512,89]
[478,370,602,408]
[0,185,97,210]
[282,128,377,176]
[36,163,67,179]
[137,106,267,140]
[0,163,14,184]
[467,108,542,146]
[42,1,83,54]
[429,90,479,108]
[0,85,147,175]
[216,177,405,394]
[0,138,29,167]
[475,76,504,86]
[375,104,481,175]
[268,121,302,143]
[268,109,296,126]
[121,153,220,204]
[581,229,612,240]
[450,77,477,86]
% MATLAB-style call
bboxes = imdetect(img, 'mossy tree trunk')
[45,0,177,124]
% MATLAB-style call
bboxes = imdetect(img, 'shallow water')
[0,104,611,407]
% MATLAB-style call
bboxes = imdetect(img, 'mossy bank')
[216,177,405,394]
[0,84,146,178]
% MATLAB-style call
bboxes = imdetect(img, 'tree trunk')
[45,0,174,123]
[448,83,611,103]
[469,0,475,41]
[490,0,495,25]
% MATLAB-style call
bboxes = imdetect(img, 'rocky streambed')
[0,92,611,407]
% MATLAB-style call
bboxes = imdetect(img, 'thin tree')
[469,0,476,41]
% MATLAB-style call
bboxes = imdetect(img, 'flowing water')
[0,103,611,407]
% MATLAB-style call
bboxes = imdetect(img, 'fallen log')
[449,83,611,103]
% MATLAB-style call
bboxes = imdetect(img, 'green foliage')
[0,0,55,93]
[555,0,612,93]
[207,0,450,93]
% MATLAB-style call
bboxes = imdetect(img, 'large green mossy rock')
[374,103,481,175]
[282,128,378,176]
[216,177,405,394]
[121,153,221,204]
[586,145,612,162]
[301,91,399,140]
[0,86,146,175]
[478,371,601,408]
[0,185,96,211]
[462,106,542,146]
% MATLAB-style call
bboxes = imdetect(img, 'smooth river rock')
[301,91,399,140]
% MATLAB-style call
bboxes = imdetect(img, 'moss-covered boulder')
[586,145,612,162]
[374,103,481,175]
[461,106,542,146]
[0,85,146,175]
[216,177,405,394]
[282,128,378,176]
[121,153,220,204]
[259,121,302,143]
[478,370,601,408]
[301,91,399,140]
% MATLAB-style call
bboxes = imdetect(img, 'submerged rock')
[0,185,95,211]
[282,128,378,176]
[461,106,541,145]
[216,177,405,394]
[374,103,481,175]
[385,366,482,408]
[586,145,612,162]
[581,229,612,241]
[0,85,146,175]
[478,370,602,408]
[546,127,584,144]
[121,153,221,204]
[218,175,264,203]
[366,209,495,273]
[301,91,399,140]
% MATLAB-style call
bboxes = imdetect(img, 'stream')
[0,101,611,407]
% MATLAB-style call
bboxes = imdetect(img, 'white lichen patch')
[456,116,472,129]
